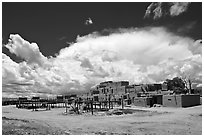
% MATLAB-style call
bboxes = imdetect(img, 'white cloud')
[2,53,22,83]
[170,2,190,16]
[85,17,93,25]
[2,27,202,97]
[59,27,193,65]
[4,34,48,67]
[144,2,191,19]
[189,39,202,55]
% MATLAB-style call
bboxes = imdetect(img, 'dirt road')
[2,105,202,135]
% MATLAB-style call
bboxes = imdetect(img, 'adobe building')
[88,80,201,108]
[124,84,146,105]
[132,94,163,107]
[18,97,28,101]
[146,84,162,91]
[125,84,145,93]
[99,81,113,87]
[133,97,153,107]
[95,81,129,94]
[56,95,64,101]
[89,81,129,102]
[163,94,200,107]
[90,81,164,106]
[151,94,163,105]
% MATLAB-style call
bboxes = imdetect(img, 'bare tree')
[181,74,193,94]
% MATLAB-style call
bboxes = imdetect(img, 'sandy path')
[2,105,202,135]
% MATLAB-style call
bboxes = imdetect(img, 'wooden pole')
[18,100,20,108]
[91,99,93,115]
[108,96,110,109]
[76,100,79,114]
[121,95,124,109]
[65,99,68,113]
[32,101,34,111]
[99,102,101,110]
[34,100,36,111]
[87,101,89,112]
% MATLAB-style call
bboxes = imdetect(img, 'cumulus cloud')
[2,27,202,98]
[85,17,93,25]
[170,2,190,16]
[144,2,191,19]
[4,34,48,66]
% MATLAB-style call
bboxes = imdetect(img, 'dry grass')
[2,116,69,135]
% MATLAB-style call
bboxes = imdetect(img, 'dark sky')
[2,2,202,62]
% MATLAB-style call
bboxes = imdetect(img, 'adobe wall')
[163,95,182,107]
[152,95,163,105]
[163,94,200,107]
[133,97,152,107]
[181,94,200,107]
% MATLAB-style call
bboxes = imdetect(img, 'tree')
[181,75,193,94]
[165,77,185,93]
[179,63,198,94]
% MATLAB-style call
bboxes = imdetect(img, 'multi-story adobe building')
[90,81,171,106]
[90,81,150,102]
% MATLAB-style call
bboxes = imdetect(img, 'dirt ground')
[2,105,202,135]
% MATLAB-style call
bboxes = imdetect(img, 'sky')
[2,2,202,98]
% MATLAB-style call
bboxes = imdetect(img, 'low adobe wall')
[181,94,200,107]
[163,94,200,107]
